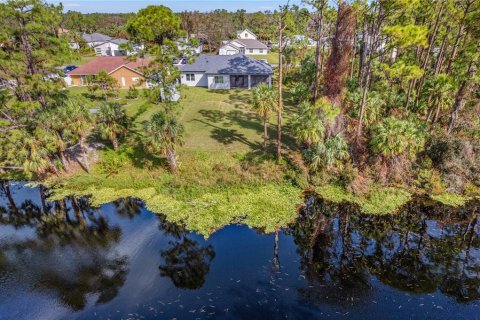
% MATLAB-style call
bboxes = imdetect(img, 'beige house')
[67,56,150,88]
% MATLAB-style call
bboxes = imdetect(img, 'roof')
[68,56,150,76]
[82,33,112,43]
[178,54,273,75]
[110,38,129,45]
[232,39,268,49]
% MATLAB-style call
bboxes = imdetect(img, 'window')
[95,47,102,54]
[245,33,248,38]
[249,48,253,53]
[259,49,263,53]
[186,74,195,81]
[214,76,224,84]
[132,77,140,82]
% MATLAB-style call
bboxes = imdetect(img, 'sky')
[51,0,307,13]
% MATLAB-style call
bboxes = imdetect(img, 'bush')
[126,86,139,99]
[426,134,480,192]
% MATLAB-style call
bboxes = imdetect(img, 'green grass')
[52,86,304,237]
[250,52,279,65]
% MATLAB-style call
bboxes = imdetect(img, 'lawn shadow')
[228,90,251,107]
[126,142,169,170]
[194,119,261,149]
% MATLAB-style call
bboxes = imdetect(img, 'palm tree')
[251,83,278,150]
[97,102,131,151]
[292,102,324,150]
[68,99,94,172]
[142,111,184,173]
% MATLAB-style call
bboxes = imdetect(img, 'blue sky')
[52,0,307,13]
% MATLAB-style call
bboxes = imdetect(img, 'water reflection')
[0,181,479,319]
[292,196,480,303]
[157,215,216,289]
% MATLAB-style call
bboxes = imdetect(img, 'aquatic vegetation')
[315,184,411,214]
[50,183,303,237]
[431,193,472,207]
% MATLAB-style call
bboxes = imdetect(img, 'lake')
[0,181,479,319]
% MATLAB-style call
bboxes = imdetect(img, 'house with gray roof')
[178,54,273,90]
[93,38,144,57]
[82,33,112,47]
[219,39,268,56]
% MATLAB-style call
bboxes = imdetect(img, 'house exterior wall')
[237,30,257,40]
[110,67,146,88]
[180,72,208,87]
[245,48,267,55]
[219,44,241,55]
[207,75,230,90]
[68,67,146,88]
[94,42,124,56]
[70,75,83,86]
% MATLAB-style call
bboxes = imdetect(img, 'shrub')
[126,86,139,99]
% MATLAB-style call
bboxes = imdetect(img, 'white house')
[82,33,112,47]
[286,35,317,47]
[93,39,144,56]
[237,29,258,40]
[176,37,203,55]
[178,54,273,90]
[219,39,268,55]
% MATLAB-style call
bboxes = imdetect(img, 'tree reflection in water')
[0,182,137,311]
[291,195,480,304]
[157,214,216,289]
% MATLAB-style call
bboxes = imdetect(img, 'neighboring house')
[286,35,317,47]
[219,39,268,55]
[178,54,273,90]
[93,39,128,56]
[237,29,258,40]
[67,56,150,88]
[82,32,112,47]
[177,37,203,55]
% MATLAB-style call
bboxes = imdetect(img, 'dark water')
[0,182,479,320]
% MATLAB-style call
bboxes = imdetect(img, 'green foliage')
[97,102,132,150]
[126,86,139,100]
[383,25,428,48]
[370,117,425,159]
[251,83,278,119]
[316,97,340,126]
[306,134,349,171]
[126,5,181,45]
[431,193,472,207]
[316,184,411,214]
[291,102,324,148]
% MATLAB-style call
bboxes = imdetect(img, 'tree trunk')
[312,3,326,102]
[263,116,268,150]
[356,5,381,139]
[445,1,472,74]
[112,134,119,151]
[434,26,450,75]
[59,150,69,172]
[413,2,444,110]
[277,27,284,162]
[166,147,179,174]
[357,20,368,85]
[447,47,479,134]
[1,180,17,213]
[79,136,90,173]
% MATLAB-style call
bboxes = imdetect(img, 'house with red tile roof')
[67,56,151,88]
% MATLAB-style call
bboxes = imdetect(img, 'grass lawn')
[250,52,279,65]
[53,85,306,237]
